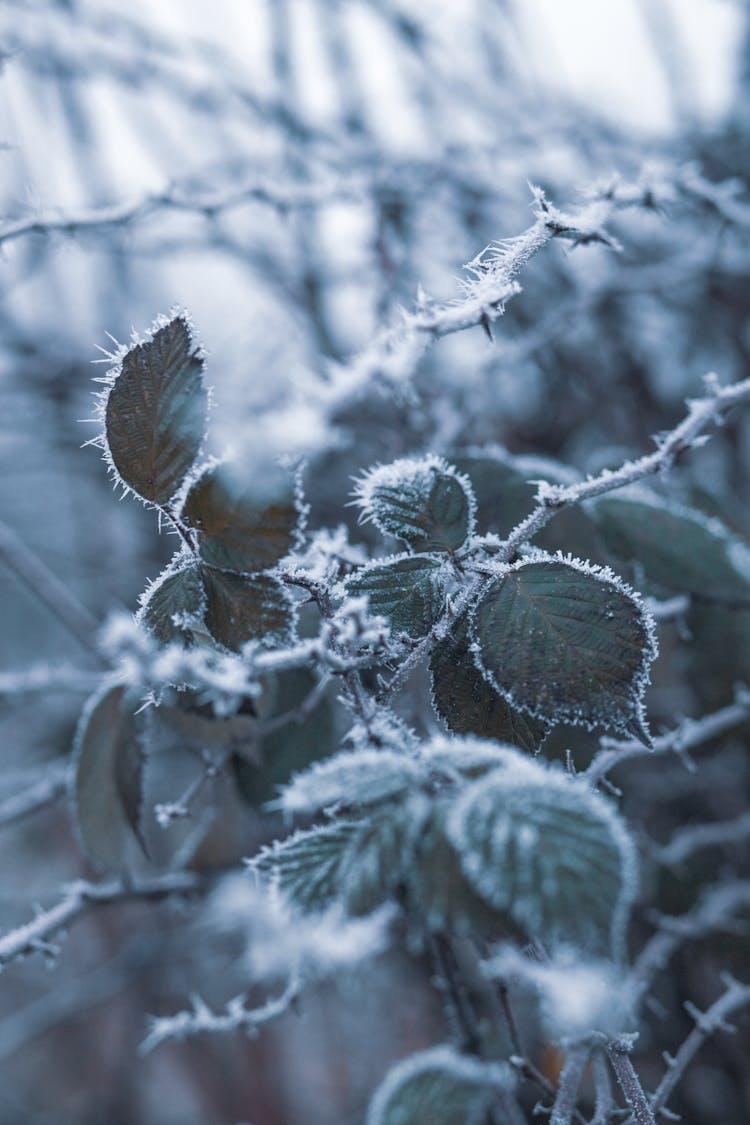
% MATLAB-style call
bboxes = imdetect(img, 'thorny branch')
[0,872,202,968]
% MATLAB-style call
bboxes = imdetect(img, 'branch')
[629,882,750,1005]
[585,693,750,785]
[648,975,750,1118]
[655,810,750,867]
[497,373,750,563]
[0,520,102,659]
[0,760,69,830]
[141,977,298,1053]
[550,1042,591,1125]
[606,1037,657,1125]
[0,175,357,249]
[0,873,201,968]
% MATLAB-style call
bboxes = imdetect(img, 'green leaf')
[181,464,297,573]
[594,492,750,600]
[472,557,656,737]
[367,1047,508,1125]
[406,800,513,939]
[138,560,204,645]
[278,749,421,815]
[202,567,294,652]
[232,668,336,806]
[453,447,603,557]
[104,316,207,505]
[355,456,474,552]
[72,681,146,871]
[430,616,548,751]
[348,554,446,638]
[446,753,637,957]
[253,803,413,916]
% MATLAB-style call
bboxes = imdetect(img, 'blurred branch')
[655,810,750,867]
[141,976,298,1052]
[585,692,750,785]
[0,520,102,659]
[630,882,750,1004]
[0,664,99,695]
[497,373,750,563]
[646,975,750,1119]
[0,175,360,249]
[0,759,69,830]
[0,872,201,968]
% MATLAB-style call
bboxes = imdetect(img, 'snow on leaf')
[277,749,422,816]
[180,462,298,574]
[137,555,205,646]
[594,489,750,600]
[347,554,448,638]
[353,455,475,552]
[251,802,421,916]
[102,314,208,506]
[72,680,147,871]
[471,554,657,739]
[430,614,549,752]
[446,749,638,958]
[367,1045,513,1125]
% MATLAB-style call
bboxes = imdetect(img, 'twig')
[606,1037,657,1125]
[648,975,750,1118]
[0,760,70,830]
[655,810,750,867]
[629,882,750,1005]
[141,976,299,1053]
[497,373,750,564]
[0,872,201,968]
[585,694,750,785]
[551,1042,591,1125]
[0,520,102,659]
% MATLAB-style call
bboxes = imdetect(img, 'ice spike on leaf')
[353,455,475,552]
[102,314,208,506]
[471,554,657,738]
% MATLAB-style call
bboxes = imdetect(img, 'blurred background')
[0,1,749,1122]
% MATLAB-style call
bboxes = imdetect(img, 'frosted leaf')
[72,680,146,871]
[353,455,475,552]
[138,555,205,646]
[453,445,606,561]
[594,489,750,600]
[102,314,207,506]
[202,568,295,652]
[251,802,421,916]
[430,615,549,752]
[367,1045,514,1125]
[446,751,638,957]
[471,555,657,740]
[419,734,526,780]
[347,554,448,638]
[406,799,512,938]
[277,749,422,816]
[180,462,297,574]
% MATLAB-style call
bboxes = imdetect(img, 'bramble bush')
[1,5,750,1124]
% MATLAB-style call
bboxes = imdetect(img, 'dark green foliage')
[430,616,548,751]
[447,764,635,957]
[104,317,207,505]
[72,681,146,871]
[201,567,294,652]
[367,1048,499,1125]
[232,668,336,806]
[181,464,298,573]
[139,562,204,645]
[359,458,474,552]
[348,554,446,637]
[595,493,750,600]
[472,558,655,738]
